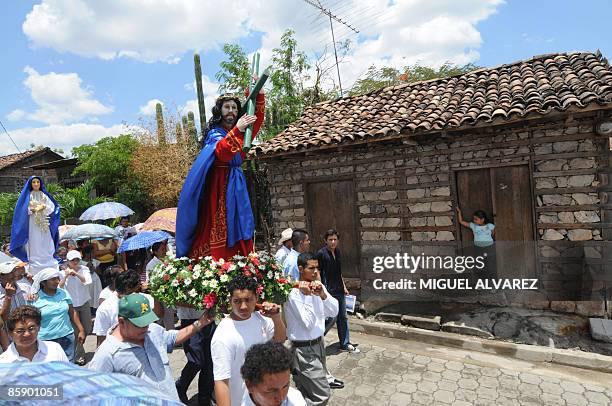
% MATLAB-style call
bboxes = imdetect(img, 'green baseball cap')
[118,293,159,327]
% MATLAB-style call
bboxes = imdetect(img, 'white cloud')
[23,0,249,63]
[176,73,220,132]
[139,99,163,115]
[22,0,503,90]
[21,66,112,124]
[0,123,131,155]
[6,109,26,122]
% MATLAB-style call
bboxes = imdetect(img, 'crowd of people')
[0,224,358,406]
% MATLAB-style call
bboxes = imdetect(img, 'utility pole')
[302,0,359,97]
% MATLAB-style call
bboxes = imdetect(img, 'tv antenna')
[301,0,359,97]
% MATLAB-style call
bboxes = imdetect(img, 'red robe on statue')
[189,93,265,260]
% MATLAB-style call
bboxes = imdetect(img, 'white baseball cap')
[66,250,82,261]
[277,228,293,246]
[0,261,19,275]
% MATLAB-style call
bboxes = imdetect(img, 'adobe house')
[253,51,612,316]
[0,148,65,193]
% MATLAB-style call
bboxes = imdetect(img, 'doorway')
[455,165,536,278]
[305,179,360,278]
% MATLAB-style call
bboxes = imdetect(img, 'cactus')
[182,116,189,143]
[187,111,198,146]
[194,54,207,136]
[175,122,183,144]
[156,103,166,145]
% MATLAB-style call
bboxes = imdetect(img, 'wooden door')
[455,165,536,277]
[305,179,360,278]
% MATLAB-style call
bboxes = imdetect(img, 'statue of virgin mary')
[10,176,61,275]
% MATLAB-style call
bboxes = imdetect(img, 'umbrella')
[61,224,117,241]
[79,202,134,221]
[142,208,177,233]
[0,361,182,405]
[133,222,145,232]
[59,224,76,239]
[118,231,171,253]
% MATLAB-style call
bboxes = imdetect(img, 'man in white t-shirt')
[240,341,306,406]
[92,269,155,347]
[212,275,286,406]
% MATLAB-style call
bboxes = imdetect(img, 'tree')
[215,44,251,95]
[49,181,108,220]
[72,134,138,195]
[349,62,481,96]
[264,29,311,139]
[0,192,19,226]
[130,113,198,209]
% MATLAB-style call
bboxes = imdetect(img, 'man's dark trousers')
[175,319,216,404]
[331,292,349,348]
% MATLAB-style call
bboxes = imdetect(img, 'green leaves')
[0,192,19,226]
[72,134,138,195]
[215,44,251,95]
[216,29,323,142]
[52,180,108,220]
[349,62,481,96]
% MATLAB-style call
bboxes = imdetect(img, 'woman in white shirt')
[146,240,175,329]
[0,305,68,363]
[59,250,92,365]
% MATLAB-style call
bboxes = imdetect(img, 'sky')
[1,0,611,156]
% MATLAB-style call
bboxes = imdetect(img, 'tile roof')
[254,51,612,157]
[0,150,41,171]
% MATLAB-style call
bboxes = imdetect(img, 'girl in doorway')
[456,208,495,246]
[456,207,497,280]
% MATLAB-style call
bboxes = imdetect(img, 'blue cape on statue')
[176,127,254,258]
[10,176,61,262]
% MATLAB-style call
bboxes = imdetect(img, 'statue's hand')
[237,115,257,132]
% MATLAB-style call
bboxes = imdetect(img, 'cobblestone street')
[85,329,612,405]
[324,332,612,406]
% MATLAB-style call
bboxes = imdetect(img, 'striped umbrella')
[62,224,117,241]
[142,208,177,233]
[79,202,134,221]
[118,231,171,253]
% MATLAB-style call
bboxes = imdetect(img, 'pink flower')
[277,278,287,284]
[222,262,232,271]
[244,270,252,277]
[203,292,217,309]
[251,258,260,267]
[163,274,170,282]
[257,285,264,295]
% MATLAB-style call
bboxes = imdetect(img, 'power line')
[0,119,21,153]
